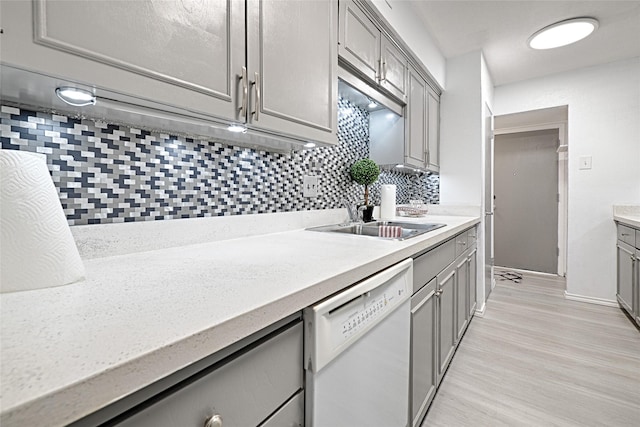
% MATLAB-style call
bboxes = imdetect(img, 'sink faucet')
[341,199,362,223]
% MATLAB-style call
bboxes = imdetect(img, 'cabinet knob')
[435,289,443,297]
[204,414,223,427]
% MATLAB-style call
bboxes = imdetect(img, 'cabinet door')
[410,280,437,427]
[617,242,634,316]
[468,248,478,317]
[427,87,440,171]
[636,248,640,325]
[115,323,303,427]
[406,68,427,168]
[247,0,337,145]
[436,266,456,384]
[338,0,381,83]
[380,37,407,101]
[455,255,469,341]
[1,0,245,121]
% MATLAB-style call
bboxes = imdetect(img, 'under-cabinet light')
[528,17,598,50]
[227,124,247,133]
[368,99,377,109]
[303,142,316,148]
[55,87,96,106]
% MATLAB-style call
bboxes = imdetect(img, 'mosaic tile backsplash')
[0,99,439,225]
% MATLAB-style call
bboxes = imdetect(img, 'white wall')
[371,0,446,88]
[439,51,483,206]
[439,50,494,312]
[494,57,640,301]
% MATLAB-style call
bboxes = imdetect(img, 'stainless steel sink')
[307,221,446,240]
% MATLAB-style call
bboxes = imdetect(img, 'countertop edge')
[614,214,640,229]
[1,216,480,426]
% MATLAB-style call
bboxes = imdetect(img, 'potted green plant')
[350,158,380,222]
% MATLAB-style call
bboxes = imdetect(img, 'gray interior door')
[494,129,559,274]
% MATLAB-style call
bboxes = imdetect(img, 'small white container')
[380,184,396,220]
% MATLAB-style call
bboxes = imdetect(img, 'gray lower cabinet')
[616,222,639,327]
[468,247,478,318]
[114,322,303,427]
[455,254,469,341]
[410,226,478,426]
[410,279,438,426]
[436,263,457,382]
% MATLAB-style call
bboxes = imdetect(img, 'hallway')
[422,271,640,426]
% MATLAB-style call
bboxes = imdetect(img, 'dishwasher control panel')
[304,259,413,373]
[335,278,406,345]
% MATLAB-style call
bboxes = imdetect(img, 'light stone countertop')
[613,205,640,228]
[0,213,479,426]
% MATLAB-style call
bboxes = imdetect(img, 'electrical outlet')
[303,175,318,198]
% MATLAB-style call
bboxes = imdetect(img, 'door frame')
[494,121,567,276]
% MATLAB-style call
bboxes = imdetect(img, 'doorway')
[494,129,559,274]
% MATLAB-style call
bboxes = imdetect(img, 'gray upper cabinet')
[247,0,337,145]
[406,66,440,172]
[1,0,337,147]
[427,86,441,172]
[406,67,428,168]
[1,0,246,122]
[379,37,407,101]
[339,0,381,83]
[338,0,407,102]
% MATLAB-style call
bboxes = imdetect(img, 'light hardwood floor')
[422,270,640,426]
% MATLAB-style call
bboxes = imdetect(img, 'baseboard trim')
[475,302,486,317]
[564,291,619,307]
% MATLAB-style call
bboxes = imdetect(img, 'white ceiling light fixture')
[528,17,599,50]
[55,86,96,106]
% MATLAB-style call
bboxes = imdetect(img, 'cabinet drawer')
[413,239,455,293]
[467,227,477,246]
[455,232,471,257]
[618,224,636,246]
[116,322,303,427]
[636,230,640,250]
[262,390,304,427]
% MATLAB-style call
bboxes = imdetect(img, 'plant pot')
[362,205,374,223]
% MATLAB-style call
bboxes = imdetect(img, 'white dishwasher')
[304,258,412,427]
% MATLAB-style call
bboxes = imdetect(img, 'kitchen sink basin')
[307,221,446,240]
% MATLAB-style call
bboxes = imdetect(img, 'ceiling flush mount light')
[528,17,598,50]
[55,86,96,106]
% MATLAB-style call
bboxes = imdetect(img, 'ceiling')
[409,0,640,86]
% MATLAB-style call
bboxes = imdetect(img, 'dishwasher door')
[304,258,412,427]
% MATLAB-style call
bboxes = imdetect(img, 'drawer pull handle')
[621,233,630,236]
[204,414,223,427]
